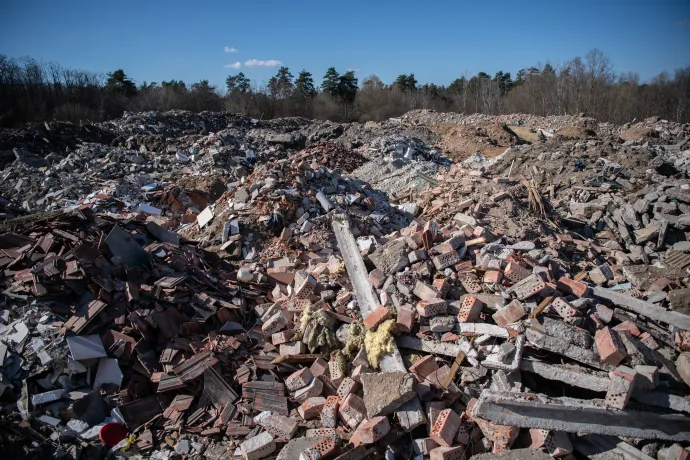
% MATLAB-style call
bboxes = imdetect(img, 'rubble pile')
[0,109,690,460]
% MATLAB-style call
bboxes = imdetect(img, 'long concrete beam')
[331,214,406,372]
[591,286,690,331]
[472,391,690,442]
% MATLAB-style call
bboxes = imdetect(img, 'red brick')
[430,408,461,447]
[430,446,466,460]
[336,377,359,400]
[272,329,295,345]
[595,327,628,365]
[295,275,317,299]
[504,262,530,283]
[457,295,483,323]
[529,428,550,448]
[409,355,438,380]
[557,277,588,297]
[339,393,367,428]
[605,365,637,409]
[639,332,660,350]
[321,396,339,428]
[544,431,573,457]
[414,281,439,301]
[426,401,446,435]
[368,269,386,289]
[285,367,313,391]
[433,278,451,298]
[548,297,582,322]
[351,416,390,446]
[363,306,391,330]
[492,300,525,327]
[511,273,547,300]
[417,298,448,317]
[261,310,287,335]
[328,359,346,387]
[298,396,326,419]
[310,358,329,379]
[303,437,337,459]
[613,320,641,337]
[634,365,659,391]
[483,270,503,285]
[396,304,416,333]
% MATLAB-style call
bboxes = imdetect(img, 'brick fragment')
[430,446,466,460]
[460,273,482,294]
[254,411,298,441]
[430,408,461,447]
[272,330,295,345]
[310,357,328,379]
[301,437,337,460]
[434,278,451,298]
[504,262,531,283]
[240,431,275,460]
[483,269,502,285]
[457,295,483,323]
[658,443,690,460]
[634,365,659,391]
[321,395,340,428]
[511,274,547,300]
[396,304,415,333]
[548,297,582,322]
[295,275,317,299]
[595,327,628,365]
[594,304,614,323]
[298,396,326,420]
[363,305,391,330]
[605,365,637,409]
[413,438,440,456]
[414,281,439,301]
[329,358,346,388]
[455,414,475,445]
[279,341,305,356]
[557,276,588,297]
[261,310,287,335]
[408,250,427,264]
[285,368,313,391]
[492,300,525,326]
[352,416,390,446]
[368,269,386,289]
[544,431,573,457]
[409,355,438,380]
[639,332,659,350]
[432,251,462,270]
[417,298,448,317]
[613,320,641,337]
[336,377,359,400]
[339,393,367,428]
[294,377,323,402]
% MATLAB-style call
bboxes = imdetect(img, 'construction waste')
[0,109,690,460]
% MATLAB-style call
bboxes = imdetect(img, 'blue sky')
[1,0,689,90]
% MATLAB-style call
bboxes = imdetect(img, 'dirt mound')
[175,174,228,200]
[430,123,519,161]
[290,141,367,173]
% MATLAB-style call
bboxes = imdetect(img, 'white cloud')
[224,62,242,69]
[224,46,239,53]
[346,68,360,72]
[244,59,282,68]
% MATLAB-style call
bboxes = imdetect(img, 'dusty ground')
[429,123,520,161]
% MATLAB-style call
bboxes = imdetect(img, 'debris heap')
[0,109,689,460]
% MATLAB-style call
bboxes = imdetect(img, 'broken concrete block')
[369,239,409,275]
[429,315,456,332]
[430,408,461,447]
[595,327,628,366]
[408,250,427,264]
[658,443,689,460]
[254,411,298,440]
[396,396,427,432]
[360,371,418,418]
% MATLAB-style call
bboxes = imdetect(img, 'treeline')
[1,49,689,128]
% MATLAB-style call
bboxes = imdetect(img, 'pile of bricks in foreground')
[2,207,690,459]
